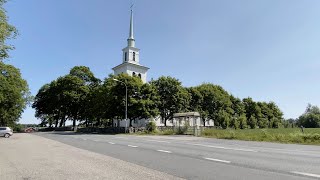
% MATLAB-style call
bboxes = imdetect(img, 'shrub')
[146,121,156,133]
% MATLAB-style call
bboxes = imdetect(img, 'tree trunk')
[202,118,206,127]
[73,119,76,128]
[55,119,58,128]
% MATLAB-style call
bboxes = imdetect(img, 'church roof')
[112,62,149,71]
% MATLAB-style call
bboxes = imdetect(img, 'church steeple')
[127,8,135,47]
[113,4,149,84]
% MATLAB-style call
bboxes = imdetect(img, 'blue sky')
[4,0,320,124]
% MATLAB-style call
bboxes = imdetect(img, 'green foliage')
[297,104,320,128]
[193,83,232,127]
[0,62,30,126]
[247,116,257,129]
[146,121,156,133]
[151,76,189,126]
[33,67,289,130]
[33,66,98,128]
[0,0,18,60]
[238,114,247,129]
[201,128,320,145]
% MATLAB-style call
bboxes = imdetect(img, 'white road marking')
[114,137,128,139]
[81,138,87,140]
[291,171,320,178]
[189,143,257,152]
[204,157,231,164]
[128,145,138,148]
[108,142,115,144]
[157,150,172,153]
[145,139,171,143]
[93,139,100,142]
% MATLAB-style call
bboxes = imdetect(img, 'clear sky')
[4,0,320,124]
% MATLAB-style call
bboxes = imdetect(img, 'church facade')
[112,9,149,83]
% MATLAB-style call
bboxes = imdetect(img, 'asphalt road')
[37,132,320,180]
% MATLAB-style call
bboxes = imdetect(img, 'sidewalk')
[0,134,182,180]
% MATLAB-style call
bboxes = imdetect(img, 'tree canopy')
[0,62,30,126]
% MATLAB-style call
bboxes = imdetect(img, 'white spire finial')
[127,3,135,47]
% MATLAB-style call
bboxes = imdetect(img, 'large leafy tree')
[230,95,246,129]
[0,0,18,60]
[0,0,30,126]
[195,83,232,127]
[33,66,99,128]
[151,76,190,126]
[297,104,320,128]
[102,74,160,127]
[243,97,262,128]
[0,62,30,126]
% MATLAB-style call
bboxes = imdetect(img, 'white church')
[112,9,214,128]
[112,9,149,83]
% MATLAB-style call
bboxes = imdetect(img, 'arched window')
[132,72,136,76]
[138,73,141,79]
[124,52,127,61]
[133,52,136,61]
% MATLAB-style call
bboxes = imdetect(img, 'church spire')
[127,6,135,47]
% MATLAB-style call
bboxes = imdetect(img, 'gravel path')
[0,133,183,180]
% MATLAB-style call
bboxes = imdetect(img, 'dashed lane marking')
[157,150,172,153]
[204,157,231,164]
[291,171,320,178]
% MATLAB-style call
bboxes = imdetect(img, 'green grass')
[201,128,320,145]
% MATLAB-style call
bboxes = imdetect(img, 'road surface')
[36,132,320,180]
[0,133,181,180]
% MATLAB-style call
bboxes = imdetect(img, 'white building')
[112,8,149,83]
[112,8,214,128]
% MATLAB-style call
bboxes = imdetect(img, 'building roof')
[112,62,149,71]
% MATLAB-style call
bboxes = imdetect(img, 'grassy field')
[201,128,320,145]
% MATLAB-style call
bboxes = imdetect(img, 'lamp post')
[113,78,127,133]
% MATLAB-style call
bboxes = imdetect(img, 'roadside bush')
[146,121,156,133]
[161,129,175,135]
[13,124,23,132]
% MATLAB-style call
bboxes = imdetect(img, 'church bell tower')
[112,7,149,83]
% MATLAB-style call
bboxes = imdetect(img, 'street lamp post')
[113,79,127,133]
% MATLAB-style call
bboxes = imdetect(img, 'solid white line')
[204,157,231,164]
[157,150,172,153]
[108,142,115,144]
[128,145,138,148]
[145,140,171,143]
[189,143,257,152]
[291,171,320,178]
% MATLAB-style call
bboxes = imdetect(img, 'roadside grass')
[201,128,320,145]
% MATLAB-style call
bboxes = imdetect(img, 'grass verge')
[201,128,320,145]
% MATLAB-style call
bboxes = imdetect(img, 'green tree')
[102,74,160,127]
[195,83,232,127]
[0,62,30,126]
[297,104,320,128]
[151,76,189,126]
[247,115,257,129]
[0,0,18,60]
[230,95,246,129]
[243,98,261,128]
[238,114,247,129]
